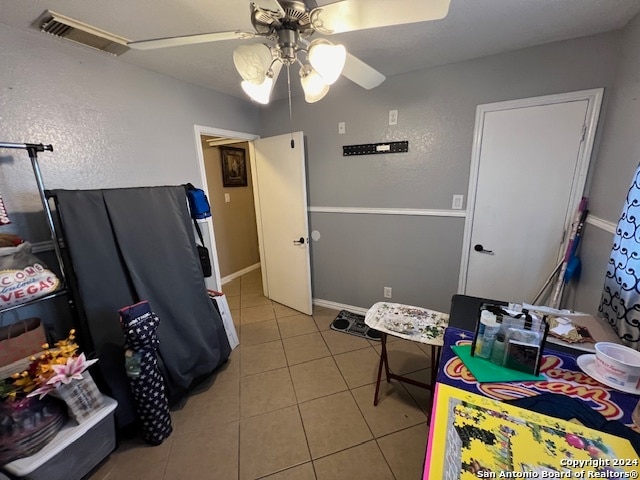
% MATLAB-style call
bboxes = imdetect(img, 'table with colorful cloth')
[437,326,639,427]
[423,326,640,479]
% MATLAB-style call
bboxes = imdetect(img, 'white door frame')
[193,125,260,291]
[458,88,604,294]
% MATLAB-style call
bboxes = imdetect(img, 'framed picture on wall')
[220,146,248,187]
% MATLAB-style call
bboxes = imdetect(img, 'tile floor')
[91,269,435,479]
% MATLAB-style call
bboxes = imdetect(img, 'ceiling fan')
[127,0,451,104]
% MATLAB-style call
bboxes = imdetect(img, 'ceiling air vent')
[34,10,130,56]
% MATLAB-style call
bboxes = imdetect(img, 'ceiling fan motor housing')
[276,27,300,64]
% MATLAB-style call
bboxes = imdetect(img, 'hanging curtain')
[599,164,640,350]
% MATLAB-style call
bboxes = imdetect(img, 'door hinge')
[581,125,586,142]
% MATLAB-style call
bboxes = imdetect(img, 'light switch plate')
[224,193,230,203]
[452,195,464,210]
[338,121,346,134]
[388,110,398,125]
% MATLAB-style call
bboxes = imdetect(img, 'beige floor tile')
[261,462,316,480]
[165,421,239,480]
[416,342,437,358]
[215,348,240,382]
[351,382,426,438]
[231,308,240,327]
[320,329,371,355]
[377,423,429,480]
[241,269,262,284]
[373,339,430,375]
[241,304,276,325]
[240,367,297,418]
[289,357,348,403]
[242,292,273,308]
[222,278,241,296]
[241,319,281,346]
[240,340,287,376]
[90,436,173,480]
[241,281,265,296]
[239,405,310,480]
[172,378,239,435]
[399,369,434,414]
[277,314,318,338]
[273,302,302,319]
[312,309,339,331]
[299,391,372,459]
[313,441,394,480]
[282,332,331,365]
[333,346,380,389]
[227,294,241,310]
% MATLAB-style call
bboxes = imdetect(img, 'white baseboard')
[313,298,369,316]
[221,262,261,285]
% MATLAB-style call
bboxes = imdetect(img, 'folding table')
[364,302,449,408]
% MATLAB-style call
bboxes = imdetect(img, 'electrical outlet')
[224,193,230,203]
[388,110,398,125]
[338,121,346,134]
[452,194,464,210]
[384,287,392,298]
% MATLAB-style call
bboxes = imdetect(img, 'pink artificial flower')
[46,353,98,386]
[27,382,57,400]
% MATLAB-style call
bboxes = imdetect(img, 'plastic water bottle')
[478,311,499,359]
[490,333,506,366]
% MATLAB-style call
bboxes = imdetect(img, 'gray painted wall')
[0,23,260,243]
[261,32,622,314]
[573,14,640,315]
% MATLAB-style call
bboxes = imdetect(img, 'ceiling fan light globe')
[241,77,273,104]
[300,65,330,103]
[233,43,272,84]
[308,40,346,85]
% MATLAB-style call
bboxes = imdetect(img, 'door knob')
[474,244,494,255]
[293,237,305,245]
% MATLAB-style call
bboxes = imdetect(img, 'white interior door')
[461,90,603,303]
[252,132,313,315]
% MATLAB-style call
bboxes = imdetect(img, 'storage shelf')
[0,288,69,315]
[2,396,117,477]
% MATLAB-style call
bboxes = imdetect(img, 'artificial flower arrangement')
[1,329,97,401]
[0,330,98,464]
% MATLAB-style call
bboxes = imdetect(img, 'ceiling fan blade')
[128,31,255,50]
[341,53,385,90]
[310,0,450,34]
[252,0,286,18]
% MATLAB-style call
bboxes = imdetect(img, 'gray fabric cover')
[54,186,230,427]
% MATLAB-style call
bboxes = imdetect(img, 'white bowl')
[594,342,640,390]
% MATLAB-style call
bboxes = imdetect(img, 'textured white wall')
[0,23,260,242]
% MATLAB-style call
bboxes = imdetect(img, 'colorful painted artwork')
[424,383,639,479]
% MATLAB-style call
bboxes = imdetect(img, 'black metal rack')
[0,141,82,343]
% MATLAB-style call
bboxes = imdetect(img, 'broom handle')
[549,198,587,308]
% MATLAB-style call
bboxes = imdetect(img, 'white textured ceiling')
[1,0,640,101]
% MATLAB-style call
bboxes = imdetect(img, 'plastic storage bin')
[1,396,117,480]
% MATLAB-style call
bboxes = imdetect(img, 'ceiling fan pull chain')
[287,63,294,148]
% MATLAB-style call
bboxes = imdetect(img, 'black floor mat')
[330,310,381,341]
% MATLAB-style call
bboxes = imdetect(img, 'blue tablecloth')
[437,326,640,428]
